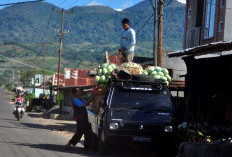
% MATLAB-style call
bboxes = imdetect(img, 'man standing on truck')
[117,18,136,63]
[65,88,94,150]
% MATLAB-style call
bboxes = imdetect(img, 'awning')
[168,41,232,58]
[169,80,185,90]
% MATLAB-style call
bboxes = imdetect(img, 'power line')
[57,0,66,7]
[136,12,155,34]
[131,10,154,29]
[163,0,173,7]
[0,0,44,6]
[62,0,79,10]
[0,54,56,73]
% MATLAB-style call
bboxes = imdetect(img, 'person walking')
[65,88,94,150]
[117,18,136,63]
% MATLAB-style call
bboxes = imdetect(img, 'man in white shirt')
[117,18,136,63]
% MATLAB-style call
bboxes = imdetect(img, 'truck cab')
[87,76,176,154]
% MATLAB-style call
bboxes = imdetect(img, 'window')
[220,0,225,8]
[218,21,224,32]
[110,87,172,109]
[204,0,216,39]
[188,8,192,18]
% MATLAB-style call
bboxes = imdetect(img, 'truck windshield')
[109,86,173,110]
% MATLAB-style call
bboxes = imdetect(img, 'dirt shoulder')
[26,112,77,140]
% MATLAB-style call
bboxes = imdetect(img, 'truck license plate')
[132,137,152,142]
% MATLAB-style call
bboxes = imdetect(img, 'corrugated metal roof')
[52,74,65,87]
[52,69,95,87]
[168,41,232,58]
[64,68,95,87]
[169,80,185,90]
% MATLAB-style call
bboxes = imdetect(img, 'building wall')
[224,0,232,41]
[200,0,225,45]
[34,88,50,98]
[184,0,227,48]
[162,52,186,80]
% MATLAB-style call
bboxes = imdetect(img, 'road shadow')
[26,112,43,118]
[26,113,76,132]
[20,121,76,133]
[1,118,17,121]
[10,142,100,156]
[19,122,84,146]
[9,142,160,157]
[20,122,48,129]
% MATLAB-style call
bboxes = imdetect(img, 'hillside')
[0,0,186,85]
[0,0,185,49]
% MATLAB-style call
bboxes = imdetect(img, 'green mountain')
[0,0,185,85]
[0,0,185,49]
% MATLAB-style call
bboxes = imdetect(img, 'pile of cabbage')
[143,66,171,85]
[95,63,117,87]
[121,62,143,74]
[178,122,232,144]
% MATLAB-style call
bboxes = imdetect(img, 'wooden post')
[158,0,164,67]
[105,51,109,64]
[153,0,157,66]
[53,8,73,105]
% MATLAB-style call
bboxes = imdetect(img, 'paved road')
[0,88,161,157]
[0,88,99,157]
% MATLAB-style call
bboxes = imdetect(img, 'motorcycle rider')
[13,91,25,116]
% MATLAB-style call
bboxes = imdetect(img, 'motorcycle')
[14,101,23,121]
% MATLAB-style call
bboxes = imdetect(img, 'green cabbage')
[95,63,117,86]
[144,66,172,85]
[95,76,100,83]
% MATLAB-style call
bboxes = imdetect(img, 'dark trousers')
[68,120,91,148]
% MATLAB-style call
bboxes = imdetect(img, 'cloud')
[177,0,186,4]
[122,0,133,9]
[86,0,103,6]
[114,8,123,12]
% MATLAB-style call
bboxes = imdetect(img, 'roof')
[168,41,232,58]
[64,68,95,87]
[52,69,95,87]
[169,80,185,90]
[58,85,95,90]
[52,74,65,87]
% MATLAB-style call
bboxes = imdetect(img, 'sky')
[0,0,186,11]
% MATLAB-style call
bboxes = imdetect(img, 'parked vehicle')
[88,75,176,154]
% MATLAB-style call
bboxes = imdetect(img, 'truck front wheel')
[98,137,110,155]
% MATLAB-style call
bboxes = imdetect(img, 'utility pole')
[39,43,52,94]
[53,8,73,105]
[150,0,158,66]
[33,57,36,93]
[24,57,33,86]
[24,63,27,85]
[12,69,15,85]
[157,0,164,67]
